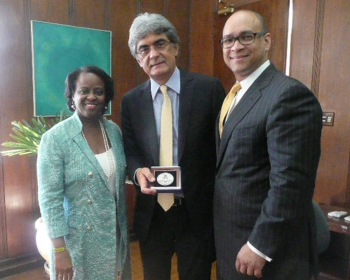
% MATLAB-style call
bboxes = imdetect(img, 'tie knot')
[160,85,168,96]
[229,82,242,95]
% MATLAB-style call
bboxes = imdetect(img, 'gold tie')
[219,82,242,138]
[158,85,174,211]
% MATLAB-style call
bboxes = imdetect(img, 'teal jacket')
[37,112,131,280]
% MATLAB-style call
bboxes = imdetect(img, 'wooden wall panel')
[254,0,289,73]
[140,0,164,14]
[74,0,107,29]
[188,0,216,75]
[0,0,36,257]
[291,0,350,205]
[30,0,70,24]
[213,11,233,92]
[314,0,350,205]
[109,0,138,125]
[166,0,189,71]
[0,0,10,259]
[289,0,317,89]
[0,146,5,259]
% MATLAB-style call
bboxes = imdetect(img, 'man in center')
[121,13,225,280]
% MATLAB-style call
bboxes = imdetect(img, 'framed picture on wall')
[31,21,112,116]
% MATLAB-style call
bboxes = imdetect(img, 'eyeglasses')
[136,40,172,58]
[220,32,266,49]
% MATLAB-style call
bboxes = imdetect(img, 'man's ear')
[136,58,143,67]
[264,33,271,52]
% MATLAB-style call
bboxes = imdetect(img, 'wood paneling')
[316,0,350,204]
[74,0,107,29]
[0,0,37,258]
[30,0,70,23]
[188,0,216,75]
[167,0,189,71]
[109,0,138,124]
[289,0,317,87]
[291,0,350,205]
[213,11,233,91]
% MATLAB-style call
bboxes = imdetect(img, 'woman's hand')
[55,249,74,280]
[52,237,74,280]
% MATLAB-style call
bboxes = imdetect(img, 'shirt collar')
[150,67,181,100]
[240,60,270,90]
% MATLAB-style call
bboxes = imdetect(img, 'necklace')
[99,120,115,180]
[82,120,115,180]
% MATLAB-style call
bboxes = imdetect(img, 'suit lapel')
[217,65,276,167]
[178,70,195,162]
[138,82,160,165]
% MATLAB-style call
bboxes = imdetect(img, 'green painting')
[31,21,112,116]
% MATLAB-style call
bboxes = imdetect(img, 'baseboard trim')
[0,253,44,278]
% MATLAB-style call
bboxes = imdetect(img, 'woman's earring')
[71,101,76,110]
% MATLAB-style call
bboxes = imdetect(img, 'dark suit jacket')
[121,69,226,242]
[214,64,323,279]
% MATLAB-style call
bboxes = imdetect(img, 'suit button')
[87,226,92,230]
[87,200,92,204]
[88,172,93,178]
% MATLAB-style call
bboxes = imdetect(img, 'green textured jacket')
[37,112,131,280]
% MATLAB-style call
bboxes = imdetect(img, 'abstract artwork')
[31,21,112,116]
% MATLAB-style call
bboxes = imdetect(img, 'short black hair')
[65,66,114,114]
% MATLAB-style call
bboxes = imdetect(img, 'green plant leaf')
[1,112,68,157]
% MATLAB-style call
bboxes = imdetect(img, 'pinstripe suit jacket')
[214,64,323,279]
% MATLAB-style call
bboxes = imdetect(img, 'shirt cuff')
[133,168,140,186]
[247,241,272,262]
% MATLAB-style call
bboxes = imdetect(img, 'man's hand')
[136,168,157,195]
[235,243,267,278]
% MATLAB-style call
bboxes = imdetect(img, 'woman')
[37,66,131,280]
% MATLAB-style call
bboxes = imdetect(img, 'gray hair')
[128,13,180,58]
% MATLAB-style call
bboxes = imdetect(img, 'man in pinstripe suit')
[214,10,323,279]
